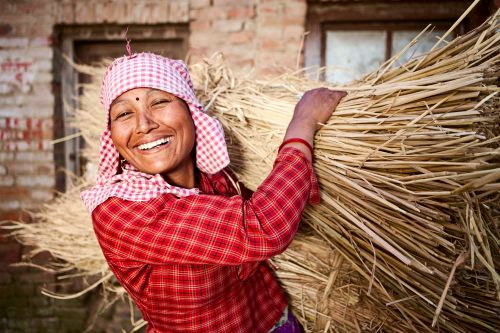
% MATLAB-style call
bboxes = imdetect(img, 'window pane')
[391,29,451,66]
[326,30,386,84]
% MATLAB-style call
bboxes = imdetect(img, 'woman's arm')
[93,89,346,266]
[93,147,314,265]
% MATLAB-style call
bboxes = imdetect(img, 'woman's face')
[109,88,196,182]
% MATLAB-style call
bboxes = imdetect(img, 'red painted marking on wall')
[0,60,32,72]
[36,119,43,141]
[24,118,32,141]
[0,117,47,151]
[1,60,33,85]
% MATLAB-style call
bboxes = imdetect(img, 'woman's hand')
[281,88,347,161]
[293,88,347,130]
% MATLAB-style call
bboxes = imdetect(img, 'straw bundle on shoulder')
[189,11,500,333]
[4,9,499,333]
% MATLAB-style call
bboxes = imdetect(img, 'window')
[323,23,453,84]
[303,1,485,83]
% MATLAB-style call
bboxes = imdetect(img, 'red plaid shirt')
[92,148,319,332]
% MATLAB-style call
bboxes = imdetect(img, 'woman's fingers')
[293,88,347,130]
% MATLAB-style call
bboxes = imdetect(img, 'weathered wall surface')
[0,1,306,332]
[0,0,307,218]
[189,0,306,75]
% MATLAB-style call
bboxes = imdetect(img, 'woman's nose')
[135,110,159,134]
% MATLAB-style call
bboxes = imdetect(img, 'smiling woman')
[80,52,345,333]
[109,88,196,187]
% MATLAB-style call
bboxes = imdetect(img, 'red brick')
[284,16,305,26]
[134,2,158,23]
[219,46,251,59]
[0,176,15,187]
[190,20,212,31]
[190,33,226,47]
[0,24,12,36]
[284,25,305,39]
[212,19,244,32]
[30,36,53,47]
[255,66,283,78]
[190,0,211,9]
[228,6,255,19]
[261,39,284,51]
[167,2,190,23]
[232,59,255,72]
[257,3,284,16]
[0,210,31,222]
[286,38,303,51]
[103,2,127,24]
[285,2,307,17]
[244,19,256,31]
[258,15,285,26]
[0,186,29,199]
[191,7,228,20]
[188,48,210,63]
[229,31,255,44]
[257,25,283,39]
[74,1,94,24]
[57,2,75,24]
[36,164,53,174]
[15,1,47,15]
[214,0,254,6]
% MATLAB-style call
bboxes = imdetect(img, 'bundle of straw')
[5,9,499,333]
[189,12,500,332]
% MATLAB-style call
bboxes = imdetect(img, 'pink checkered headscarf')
[81,52,230,213]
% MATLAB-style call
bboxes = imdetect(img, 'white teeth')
[138,137,171,150]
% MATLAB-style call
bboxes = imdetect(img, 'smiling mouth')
[137,136,173,150]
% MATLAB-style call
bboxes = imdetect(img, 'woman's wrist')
[281,120,315,161]
[279,138,314,156]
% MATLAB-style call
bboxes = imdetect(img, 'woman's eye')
[115,111,132,120]
[152,99,170,106]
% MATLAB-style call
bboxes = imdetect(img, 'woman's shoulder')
[93,194,177,219]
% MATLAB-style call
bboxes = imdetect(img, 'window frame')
[304,0,485,80]
[321,21,457,70]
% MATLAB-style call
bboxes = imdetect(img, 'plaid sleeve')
[92,147,320,265]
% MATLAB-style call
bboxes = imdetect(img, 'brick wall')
[0,0,307,216]
[190,0,307,76]
[0,1,308,332]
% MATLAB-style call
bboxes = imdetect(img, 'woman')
[81,52,345,333]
